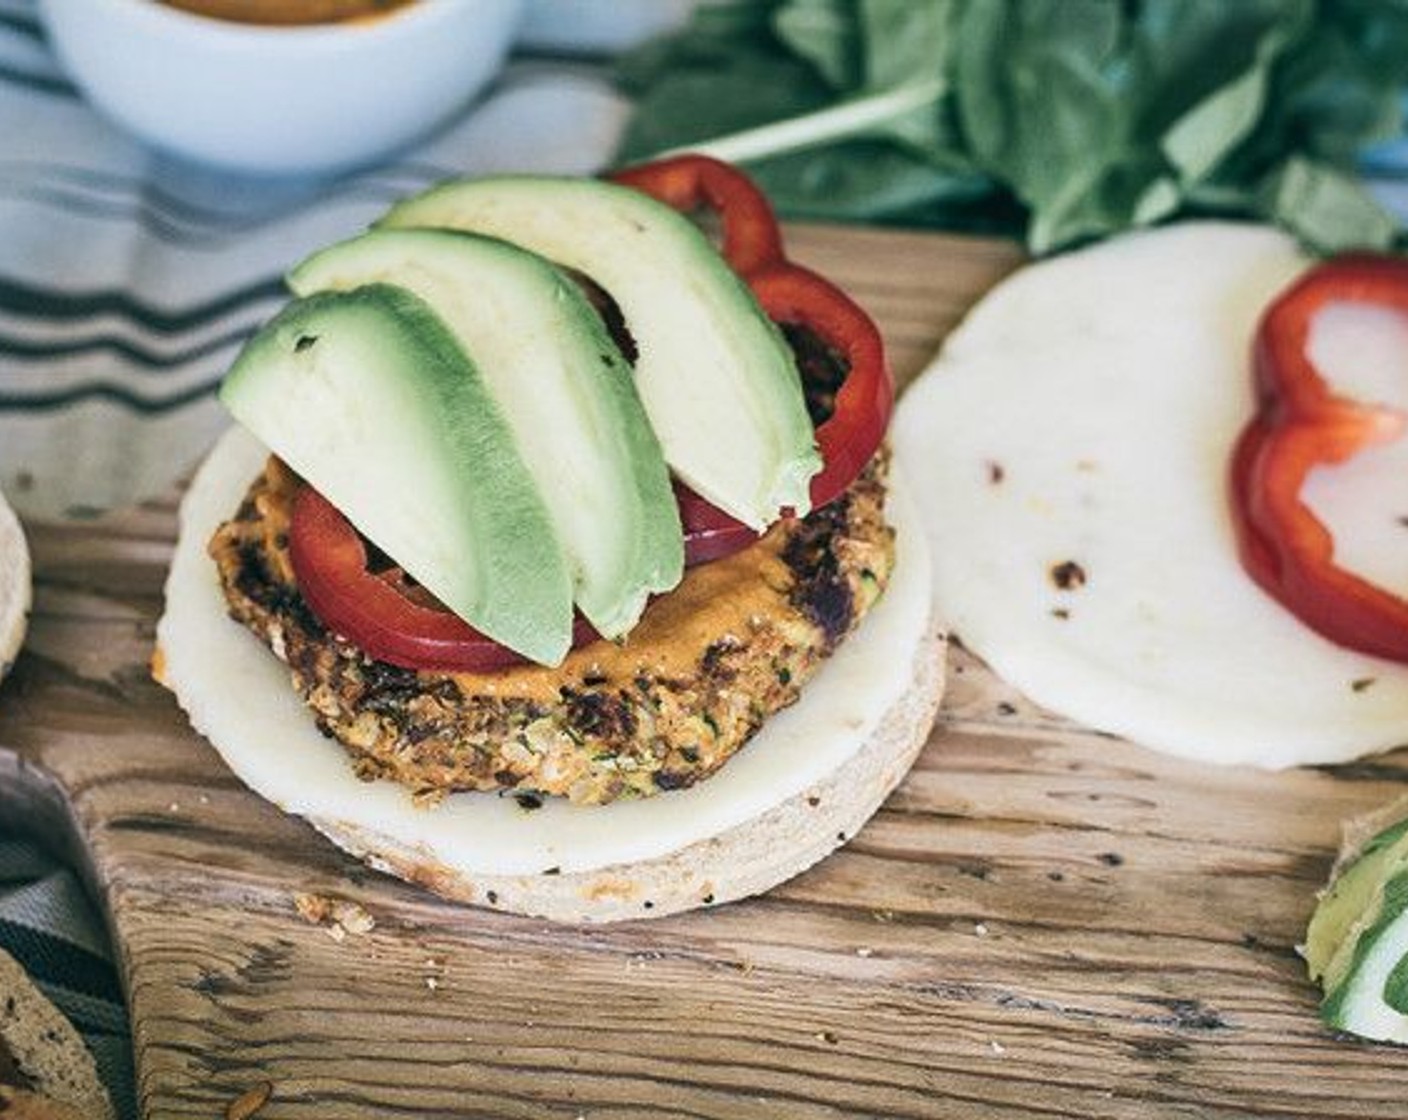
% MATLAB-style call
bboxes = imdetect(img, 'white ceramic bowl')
[517,0,694,53]
[38,0,524,176]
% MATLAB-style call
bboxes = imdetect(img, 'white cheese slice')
[895,221,1408,767]
[158,427,935,878]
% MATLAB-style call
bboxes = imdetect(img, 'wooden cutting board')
[4,224,1408,1119]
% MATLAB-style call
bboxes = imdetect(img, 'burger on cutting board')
[156,157,944,922]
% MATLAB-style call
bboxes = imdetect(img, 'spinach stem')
[653,77,947,164]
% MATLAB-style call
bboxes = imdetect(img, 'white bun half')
[895,221,1408,769]
[0,487,29,684]
[158,429,944,922]
[0,948,115,1120]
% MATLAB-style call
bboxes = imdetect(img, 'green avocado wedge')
[287,228,683,639]
[1306,806,1408,1044]
[1306,816,1408,984]
[378,175,821,532]
[1319,868,1408,1042]
[219,283,575,666]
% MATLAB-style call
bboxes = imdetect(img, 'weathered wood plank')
[1,223,1405,1118]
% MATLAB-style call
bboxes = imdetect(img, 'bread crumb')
[331,900,375,935]
[294,892,375,940]
[855,947,873,958]
[989,1040,1006,1056]
[412,787,447,809]
[294,892,333,924]
[425,976,439,991]
[975,922,989,937]
[225,1080,273,1120]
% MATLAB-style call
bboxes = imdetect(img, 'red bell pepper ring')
[289,485,598,673]
[610,154,785,277]
[1230,253,1408,662]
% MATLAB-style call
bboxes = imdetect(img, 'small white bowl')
[517,0,694,53]
[38,0,524,177]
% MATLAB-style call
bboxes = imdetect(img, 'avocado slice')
[220,283,574,666]
[287,228,683,639]
[378,175,822,531]
[1319,868,1408,1041]
[1306,816,1408,983]
[1303,807,1408,1043]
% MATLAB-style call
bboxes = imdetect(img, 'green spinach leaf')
[613,0,1408,254]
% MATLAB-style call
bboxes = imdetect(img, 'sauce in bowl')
[157,0,415,25]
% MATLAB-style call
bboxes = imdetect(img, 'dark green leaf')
[617,44,831,163]
[860,0,957,90]
[1027,155,1181,254]
[953,0,1125,211]
[612,0,1407,254]
[1255,156,1400,252]
[615,0,784,91]
[773,0,864,91]
[1133,0,1308,183]
[746,141,995,224]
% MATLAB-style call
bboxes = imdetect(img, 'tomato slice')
[289,485,597,673]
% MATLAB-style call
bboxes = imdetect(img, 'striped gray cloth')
[0,0,644,1113]
[0,0,632,522]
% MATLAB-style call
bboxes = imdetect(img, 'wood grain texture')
[4,223,1408,1118]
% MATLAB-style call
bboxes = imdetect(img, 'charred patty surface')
[210,454,894,805]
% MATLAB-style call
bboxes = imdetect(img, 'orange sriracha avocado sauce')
[156,0,415,27]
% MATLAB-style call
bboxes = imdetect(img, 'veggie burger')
[156,157,944,921]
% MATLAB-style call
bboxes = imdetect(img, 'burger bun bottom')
[158,429,944,922]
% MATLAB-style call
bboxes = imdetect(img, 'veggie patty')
[209,451,894,805]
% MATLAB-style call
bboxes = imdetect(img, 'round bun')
[158,429,945,922]
[0,949,114,1120]
[0,487,29,684]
